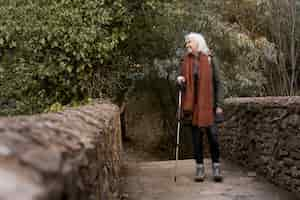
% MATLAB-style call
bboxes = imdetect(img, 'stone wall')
[0,101,122,200]
[220,96,300,194]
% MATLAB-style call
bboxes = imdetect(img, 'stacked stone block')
[0,101,122,200]
[220,96,300,194]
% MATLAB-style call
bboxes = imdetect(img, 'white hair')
[185,32,210,55]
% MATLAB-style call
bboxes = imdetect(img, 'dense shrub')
[217,0,300,96]
[183,0,300,97]
[0,0,183,115]
[0,0,131,115]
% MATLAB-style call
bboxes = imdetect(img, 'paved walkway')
[120,159,300,200]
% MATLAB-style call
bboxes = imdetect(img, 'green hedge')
[0,0,184,115]
[0,0,131,115]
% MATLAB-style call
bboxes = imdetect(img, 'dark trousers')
[191,124,220,164]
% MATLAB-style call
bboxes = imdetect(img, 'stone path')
[120,159,300,200]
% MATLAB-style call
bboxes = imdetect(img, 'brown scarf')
[181,53,214,127]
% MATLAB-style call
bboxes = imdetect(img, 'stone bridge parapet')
[220,96,300,194]
[0,101,122,200]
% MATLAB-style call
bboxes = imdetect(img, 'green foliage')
[122,0,182,64]
[47,102,64,112]
[214,0,300,96]
[178,0,300,97]
[0,0,183,116]
[0,0,131,115]
[218,0,270,36]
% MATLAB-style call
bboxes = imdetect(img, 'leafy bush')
[216,0,300,95]
[0,0,131,115]
[182,0,300,97]
[0,0,184,115]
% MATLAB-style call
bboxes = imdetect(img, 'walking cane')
[174,90,182,182]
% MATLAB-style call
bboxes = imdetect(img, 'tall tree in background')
[267,0,299,96]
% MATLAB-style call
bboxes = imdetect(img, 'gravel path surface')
[120,153,300,200]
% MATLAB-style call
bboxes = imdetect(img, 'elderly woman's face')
[185,37,198,53]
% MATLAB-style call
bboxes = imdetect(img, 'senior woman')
[177,32,224,182]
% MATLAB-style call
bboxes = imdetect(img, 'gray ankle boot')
[212,163,223,182]
[194,164,205,182]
